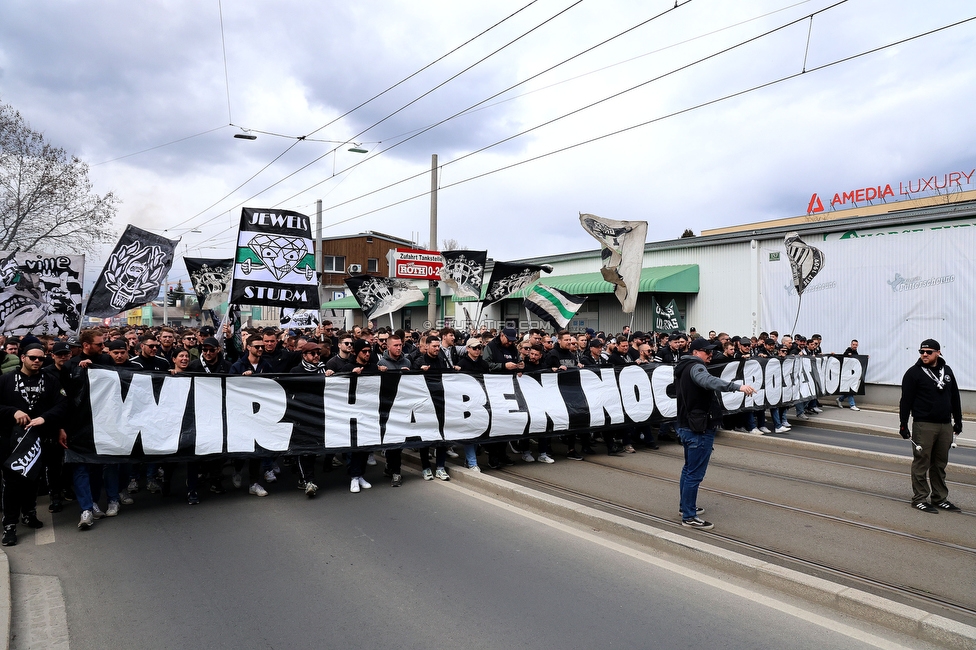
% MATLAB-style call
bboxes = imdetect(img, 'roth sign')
[391,248,444,280]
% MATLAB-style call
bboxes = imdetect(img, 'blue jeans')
[839,393,855,407]
[463,444,478,468]
[73,464,120,512]
[677,427,715,521]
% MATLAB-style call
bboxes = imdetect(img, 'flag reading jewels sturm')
[85,225,178,318]
[524,284,586,330]
[579,213,648,313]
[230,207,319,310]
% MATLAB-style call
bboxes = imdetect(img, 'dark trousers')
[911,421,954,505]
[40,439,65,497]
[386,449,402,474]
[2,468,37,527]
[297,455,316,482]
[420,446,446,470]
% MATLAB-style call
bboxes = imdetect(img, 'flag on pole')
[482,261,552,306]
[523,284,585,330]
[784,232,825,296]
[85,225,178,318]
[345,275,424,322]
[184,257,233,311]
[440,250,487,299]
[579,213,647,313]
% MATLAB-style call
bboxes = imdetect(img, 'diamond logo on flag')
[245,234,311,280]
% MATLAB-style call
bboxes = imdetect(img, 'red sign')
[806,168,976,214]
[391,248,443,280]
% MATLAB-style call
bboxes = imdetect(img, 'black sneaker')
[914,502,939,514]
[934,500,961,512]
[48,499,64,513]
[383,467,393,478]
[1,525,16,546]
[581,446,596,455]
[486,459,502,470]
[678,506,705,516]
[500,455,515,466]
[21,512,44,529]
[391,473,403,487]
[681,517,714,530]
[566,450,583,461]
[187,491,200,505]
[209,481,225,495]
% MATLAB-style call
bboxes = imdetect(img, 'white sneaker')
[232,473,242,489]
[92,504,105,519]
[366,453,377,466]
[264,470,277,484]
[759,426,772,434]
[521,451,535,463]
[796,413,810,421]
[748,428,762,435]
[469,465,482,472]
[119,489,134,505]
[357,476,372,489]
[775,425,790,434]
[434,468,450,481]
[249,483,268,497]
[305,482,318,497]
[836,397,845,408]
[350,478,360,493]
[78,510,94,529]
[812,407,823,413]
[850,405,860,411]
[105,501,120,517]
[537,453,555,464]
[422,468,434,481]
[446,446,459,458]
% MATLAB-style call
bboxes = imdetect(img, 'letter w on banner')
[229,207,319,309]
[579,213,647,313]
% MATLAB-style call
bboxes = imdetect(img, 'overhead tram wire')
[184,0,589,235]
[301,0,841,217]
[92,125,229,166]
[165,0,549,235]
[266,0,697,209]
[317,13,976,231]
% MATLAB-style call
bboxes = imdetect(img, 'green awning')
[452,264,699,301]
[320,288,429,310]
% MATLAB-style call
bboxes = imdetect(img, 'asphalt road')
[5,464,931,650]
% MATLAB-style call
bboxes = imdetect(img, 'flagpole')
[389,312,395,332]
[627,310,636,341]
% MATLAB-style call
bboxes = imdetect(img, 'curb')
[398,453,976,649]
[0,549,9,650]
[716,429,976,481]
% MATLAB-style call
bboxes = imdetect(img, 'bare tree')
[442,238,464,251]
[0,102,117,253]
[680,228,696,238]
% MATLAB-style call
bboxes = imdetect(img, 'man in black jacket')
[674,338,754,530]
[899,339,963,513]
[0,344,68,545]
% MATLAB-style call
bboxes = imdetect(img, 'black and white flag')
[184,257,233,310]
[230,207,319,309]
[0,251,85,335]
[784,232,825,296]
[579,213,647,313]
[279,308,319,328]
[482,261,552,306]
[86,225,178,318]
[440,250,487,299]
[345,275,424,321]
[523,284,585,330]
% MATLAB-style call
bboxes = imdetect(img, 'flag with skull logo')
[85,225,178,318]
[229,207,320,309]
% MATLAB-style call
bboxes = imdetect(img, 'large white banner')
[760,224,975,389]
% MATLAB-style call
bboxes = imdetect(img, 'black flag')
[345,275,424,322]
[482,261,551,306]
[440,250,487,299]
[86,225,178,318]
[184,257,233,310]
[785,232,825,296]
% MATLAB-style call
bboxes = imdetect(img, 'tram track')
[492,463,976,623]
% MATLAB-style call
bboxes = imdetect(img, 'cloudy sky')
[2,0,974,284]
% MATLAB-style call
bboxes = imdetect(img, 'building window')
[322,255,346,273]
[367,258,379,273]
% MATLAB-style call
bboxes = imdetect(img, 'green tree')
[0,101,117,253]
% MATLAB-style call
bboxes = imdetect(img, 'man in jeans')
[673,338,755,530]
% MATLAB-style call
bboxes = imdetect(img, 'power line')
[179,0,588,233]
[92,125,228,166]
[316,13,976,232]
[218,0,233,124]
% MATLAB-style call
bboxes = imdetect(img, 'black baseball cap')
[689,338,719,352]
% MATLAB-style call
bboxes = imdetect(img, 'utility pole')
[316,199,324,325]
[427,153,438,329]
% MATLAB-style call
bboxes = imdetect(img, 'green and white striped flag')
[523,284,586,330]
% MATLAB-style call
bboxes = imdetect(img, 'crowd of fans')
[0,321,860,544]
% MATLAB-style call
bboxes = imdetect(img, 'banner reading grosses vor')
[66,355,867,462]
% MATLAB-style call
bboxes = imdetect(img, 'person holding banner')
[899,340,963,514]
[0,344,68,546]
[229,336,273,497]
[674,338,755,530]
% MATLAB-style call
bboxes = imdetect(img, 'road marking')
[34,498,56,546]
[441,480,917,650]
